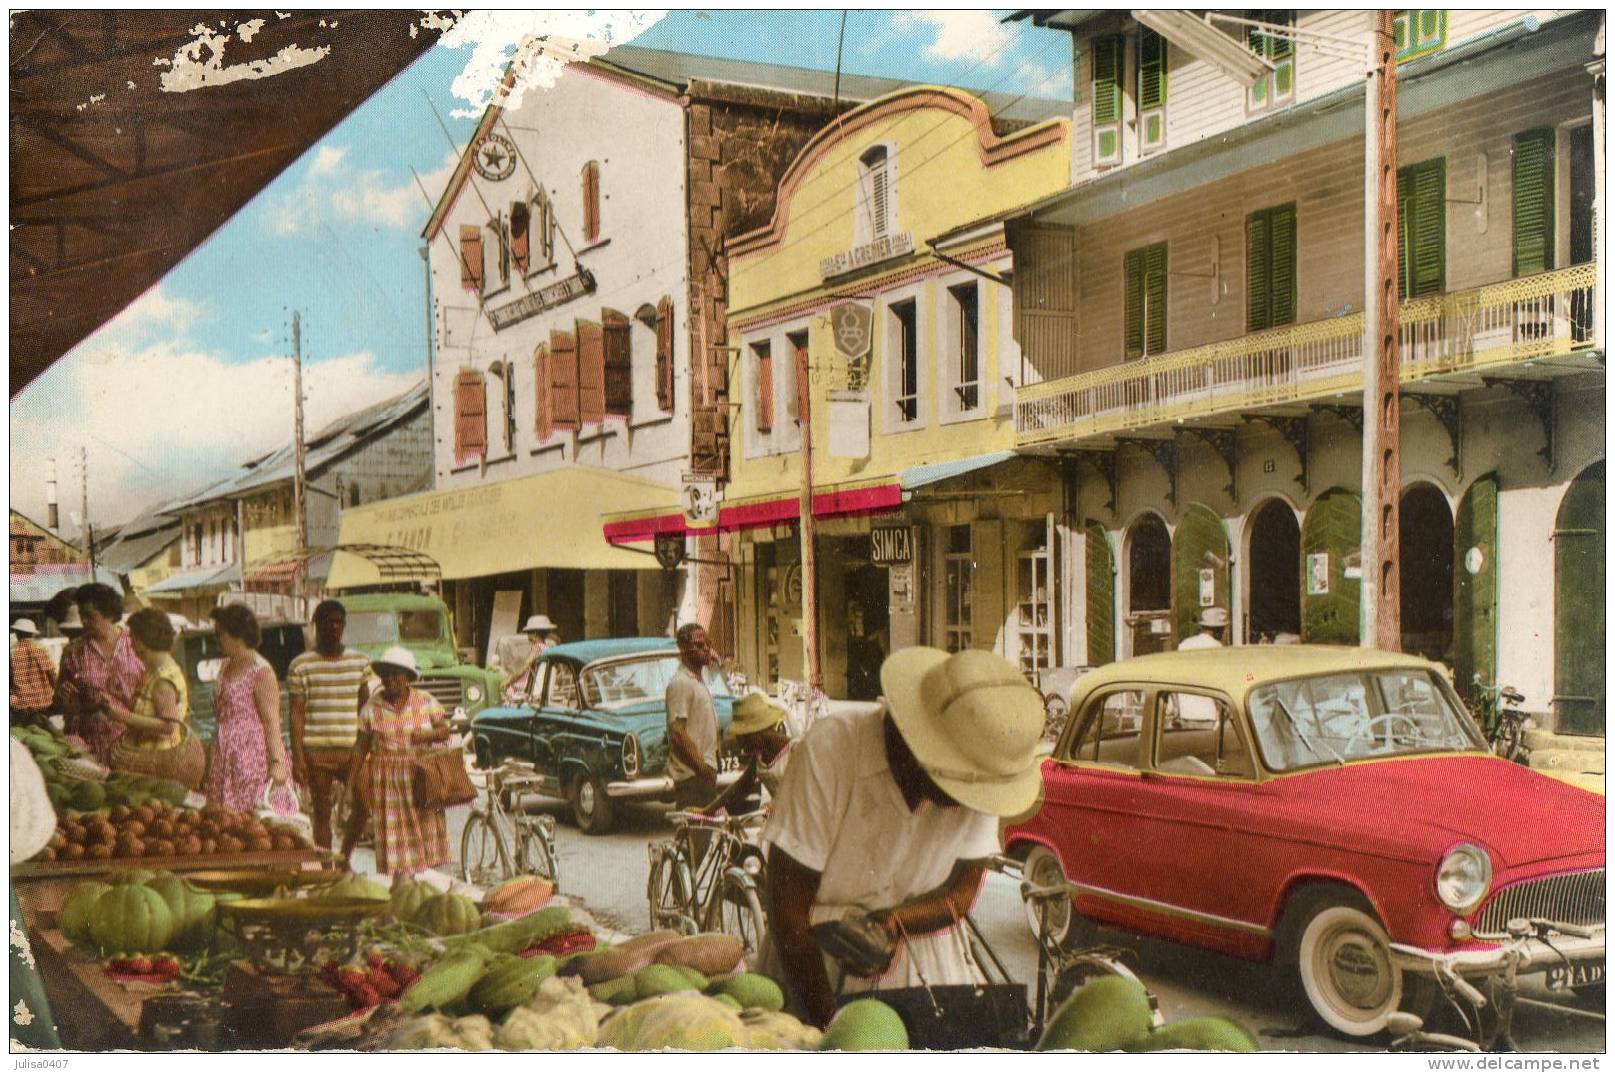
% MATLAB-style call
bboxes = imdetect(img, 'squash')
[415,893,482,937]
[57,881,112,946]
[390,879,438,924]
[145,874,217,951]
[313,874,390,902]
[89,884,175,956]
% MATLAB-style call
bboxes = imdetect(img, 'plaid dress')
[361,688,451,875]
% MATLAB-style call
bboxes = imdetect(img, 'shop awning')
[900,451,1017,491]
[604,479,904,543]
[243,552,333,587]
[328,467,680,589]
[144,564,242,595]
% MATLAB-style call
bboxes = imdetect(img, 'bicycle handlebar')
[669,809,768,829]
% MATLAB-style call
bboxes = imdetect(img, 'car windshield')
[1247,669,1483,771]
[344,610,445,647]
[581,656,732,711]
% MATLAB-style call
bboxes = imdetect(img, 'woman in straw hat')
[345,646,452,875]
[761,647,1046,1027]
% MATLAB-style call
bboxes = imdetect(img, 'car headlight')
[1436,842,1492,913]
[465,684,483,704]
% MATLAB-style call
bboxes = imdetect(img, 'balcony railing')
[1016,263,1598,445]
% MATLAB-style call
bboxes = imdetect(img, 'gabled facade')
[9,510,83,572]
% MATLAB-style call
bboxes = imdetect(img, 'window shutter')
[789,332,808,424]
[655,296,675,412]
[603,309,633,416]
[576,318,605,423]
[1270,203,1297,327]
[1144,243,1168,356]
[534,343,552,441]
[582,161,600,243]
[1512,128,1555,278]
[454,369,486,465]
[1124,248,1146,360]
[549,330,580,430]
[1092,34,1124,166]
[1138,29,1167,152]
[870,164,890,238]
[1246,211,1272,332]
[510,201,530,275]
[458,225,484,292]
[536,187,555,263]
[755,344,774,432]
[1399,157,1447,298]
[489,214,509,286]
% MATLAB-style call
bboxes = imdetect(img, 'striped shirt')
[287,648,370,748]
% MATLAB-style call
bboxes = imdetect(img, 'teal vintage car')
[470,638,737,834]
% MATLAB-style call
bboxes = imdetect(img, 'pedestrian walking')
[346,646,452,877]
[761,647,1044,1028]
[501,614,559,699]
[287,599,371,852]
[53,583,143,764]
[9,619,57,728]
[103,608,205,789]
[665,622,720,811]
[203,603,295,810]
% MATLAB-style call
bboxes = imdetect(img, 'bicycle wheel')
[460,812,508,887]
[716,875,767,960]
[515,822,559,885]
[647,845,695,934]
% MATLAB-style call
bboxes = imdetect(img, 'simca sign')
[487,269,597,330]
[819,231,914,281]
[870,525,913,565]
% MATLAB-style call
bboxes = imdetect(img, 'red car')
[1004,646,1605,1038]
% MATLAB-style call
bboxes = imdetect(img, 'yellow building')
[612,87,1072,698]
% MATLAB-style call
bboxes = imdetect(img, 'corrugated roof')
[901,451,1018,491]
[144,563,241,595]
[97,522,179,575]
[165,381,427,513]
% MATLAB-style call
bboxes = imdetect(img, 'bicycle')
[646,809,768,959]
[460,759,560,889]
[1472,676,1533,763]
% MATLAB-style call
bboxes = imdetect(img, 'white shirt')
[760,706,998,993]
[492,633,534,678]
[664,664,718,784]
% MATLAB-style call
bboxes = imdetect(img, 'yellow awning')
[327,467,679,588]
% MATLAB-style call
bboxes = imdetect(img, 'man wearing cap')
[501,614,559,698]
[762,647,1045,1027]
[704,692,793,817]
[9,619,57,727]
[287,600,371,852]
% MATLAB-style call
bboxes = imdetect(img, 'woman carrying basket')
[345,646,452,876]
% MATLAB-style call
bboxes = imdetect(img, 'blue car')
[469,638,736,834]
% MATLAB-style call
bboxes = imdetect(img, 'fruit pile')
[36,802,311,863]
[105,953,182,980]
[321,952,422,1011]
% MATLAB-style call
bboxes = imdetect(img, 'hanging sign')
[1306,552,1331,595]
[681,472,719,526]
[1198,568,1216,607]
[870,526,913,565]
[828,302,873,361]
[473,132,518,182]
[487,269,596,330]
[653,533,685,570]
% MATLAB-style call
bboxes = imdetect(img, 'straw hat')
[880,647,1045,818]
[1199,607,1230,629]
[12,618,38,637]
[727,692,787,739]
[372,645,420,681]
[522,614,558,635]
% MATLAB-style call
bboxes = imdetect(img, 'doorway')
[1399,483,1454,662]
[1554,461,1604,735]
[1171,504,1231,646]
[1126,513,1172,656]
[1247,498,1301,642]
[843,541,889,701]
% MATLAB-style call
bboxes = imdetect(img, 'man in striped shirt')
[9,619,56,728]
[289,600,371,851]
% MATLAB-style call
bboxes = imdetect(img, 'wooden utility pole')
[796,339,822,692]
[292,312,309,597]
[1361,9,1402,650]
[80,446,94,570]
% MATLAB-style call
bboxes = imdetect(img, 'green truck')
[335,592,503,719]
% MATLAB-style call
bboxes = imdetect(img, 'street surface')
[354,798,1605,1054]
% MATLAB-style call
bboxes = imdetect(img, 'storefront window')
[944,524,973,652]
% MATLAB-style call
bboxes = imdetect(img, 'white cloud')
[309,144,347,175]
[274,148,457,235]
[100,285,202,340]
[894,11,1016,66]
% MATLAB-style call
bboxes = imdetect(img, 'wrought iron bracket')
[1065,449,1119,517]
[1181,427,1238,503]
[1310,404,1364,434]
[1482,377,1556,472]
[1117,437,1178,509]
[1402,392,1463,478]
[1244,414,1309,493]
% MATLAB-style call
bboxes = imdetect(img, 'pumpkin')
[58,881,112,945]
[145,874,217,951]
[390,879,437,924]
[89,884,174,956]
[313,874,390,902]
[414,893,481,936]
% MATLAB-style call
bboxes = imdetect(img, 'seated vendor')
[759,648,1044,1027]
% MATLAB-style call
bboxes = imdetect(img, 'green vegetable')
[89,885,175,956]
[57,882,112,946]
[402,945,495,1013]
[708,971,785,1011]
[1126,1017,1258,1053]
[441,905,573,955]
[415,893,482,936]
[467,955,559,1017]
[820,998,909,1051]
[1036,975,1155,1052]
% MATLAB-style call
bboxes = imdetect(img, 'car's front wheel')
[1294,900,1409,1037]
[568,772,615,835]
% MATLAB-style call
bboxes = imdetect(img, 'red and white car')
[1003,646,1605,1037]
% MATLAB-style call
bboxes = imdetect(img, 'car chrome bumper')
[1390,928,1606,978]
[605,769,742,799]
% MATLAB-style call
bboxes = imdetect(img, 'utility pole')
[80,446,94,570]
[796,340,822,693]
[292,312,309,599]
[1361,9,1402,650]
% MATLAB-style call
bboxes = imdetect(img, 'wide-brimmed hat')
[12,618,38,637]
[727,692,787,739]
[880,647,1045,818]
[371,645,420,681]
[1199,607,1230,629]
[522,614,558,634]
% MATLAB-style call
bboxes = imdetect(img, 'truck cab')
[334,592,503,719]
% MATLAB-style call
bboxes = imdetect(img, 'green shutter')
[1124,248,1146,360]
[1171,504,1232,647]
[1144,243,1168,356]
[1554,462,1605,735]
[1398,158,1446,298]
[1300,488,1362,645]
[1453,472,1499,716]
[1247,212,1272,332]
[1085,522,1115,666]
[1512,128,1555,278]
[1138,29,1166,111]
[1269,203,1297,326]
[1092,35,1123,125]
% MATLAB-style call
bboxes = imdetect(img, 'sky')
[8,10,1075,537]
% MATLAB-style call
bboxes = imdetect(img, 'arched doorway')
[1399,483,1454,662]
[1300,488,1362,645]
[1085,522,1115,665]
[1247,498,1301,642]
[1453,473,1499,710]
[1172,504,1232,646]
[1555,461,1604,735]
[1126,513,1172,656]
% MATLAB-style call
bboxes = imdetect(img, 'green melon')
[1127,1017,1258,1053]
[58,882,113,945]
[313,874,390,902]
[414,893,481,936]
[1036,975,1155,1052]
[390,879,438,924]
[69,780,107,811]
[89,885,175,956]
[145,874,217,951]
[820,998,909,1051]
[111,868,159,886]
[709,971,785,1011]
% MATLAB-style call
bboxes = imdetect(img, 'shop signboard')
[828,302,874,361]
[870,526,913,566]
[1198,568,1215,607]
[487,268,597,330]
[889,563,915,613]
[1307,552,1331,595]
